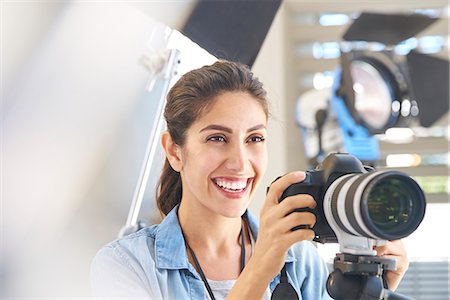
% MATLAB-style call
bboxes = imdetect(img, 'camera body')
[281,153,370,243]
[280,153,426,255]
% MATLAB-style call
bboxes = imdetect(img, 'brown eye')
[207,135,226,143]
[248,135,266,143]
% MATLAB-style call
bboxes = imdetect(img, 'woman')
[91,60,409,299]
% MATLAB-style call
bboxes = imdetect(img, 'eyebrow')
[199,124,266,133]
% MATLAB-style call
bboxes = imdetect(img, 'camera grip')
[280,178,317,231]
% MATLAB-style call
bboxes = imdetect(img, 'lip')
[211,177,254,199]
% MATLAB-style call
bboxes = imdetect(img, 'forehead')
[194,91,268,129]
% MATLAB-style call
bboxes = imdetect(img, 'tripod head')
[326,253,410,300]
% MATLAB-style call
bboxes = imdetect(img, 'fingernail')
[294,171,306,180]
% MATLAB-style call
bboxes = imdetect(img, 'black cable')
[183,224,246,300]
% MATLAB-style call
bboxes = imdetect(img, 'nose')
[225,142,248,172]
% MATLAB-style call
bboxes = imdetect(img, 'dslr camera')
[281,153,426,255]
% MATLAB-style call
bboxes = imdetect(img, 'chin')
[217,203,249,219]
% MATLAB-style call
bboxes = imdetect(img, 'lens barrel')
[326,170,426,240]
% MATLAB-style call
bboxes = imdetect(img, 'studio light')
[337,50,418,134]
[330,12,448,163]
[336,12,449,129]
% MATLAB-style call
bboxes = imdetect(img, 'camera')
[280,153,426,255]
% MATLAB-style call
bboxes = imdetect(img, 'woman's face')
[179,91,268,218]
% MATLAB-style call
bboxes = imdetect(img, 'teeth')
[215,179,247,191]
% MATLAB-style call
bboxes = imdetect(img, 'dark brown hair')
[156,60,269,216]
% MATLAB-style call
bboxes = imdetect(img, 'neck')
[178,200,251,281]
[178,201,243,252]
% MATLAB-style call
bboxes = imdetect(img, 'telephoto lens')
[280,153,427,243]
[324,170,426,241]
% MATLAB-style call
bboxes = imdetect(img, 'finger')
[374,240,406,256]
[264,171,306,209]
[374,245,388,256]
[285,228,316,244]
[387,240,407,255]
[258,209,316,243]
[259,193,315,228]
[276,194,316,218]
[264,210,316,238]
[277,211,317,233]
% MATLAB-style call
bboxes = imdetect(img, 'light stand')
[310,108,327,166]
[119,49,180,237]
[327,253,411,300]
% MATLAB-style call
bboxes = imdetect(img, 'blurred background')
[1,0,449,299]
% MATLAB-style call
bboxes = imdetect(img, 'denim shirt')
[90,205,331,299]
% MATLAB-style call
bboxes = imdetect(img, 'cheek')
[261,143,269,161]
[261,153,268,173]
[183,147,224,174]
[254,147,268,174]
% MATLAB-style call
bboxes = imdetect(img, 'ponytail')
[156,160,182,216]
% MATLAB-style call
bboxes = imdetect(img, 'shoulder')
[91,225,160,277]
[90,225,161,297]
[95,224,159,263]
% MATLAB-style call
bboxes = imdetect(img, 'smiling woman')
[158,62,269,219]
[168,91,268,219]
[90,60,408,300]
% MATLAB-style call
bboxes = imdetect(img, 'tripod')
[326,253,411,300]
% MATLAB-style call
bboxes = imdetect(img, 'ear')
[161,131,183,172]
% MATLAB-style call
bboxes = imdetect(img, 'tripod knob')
[326,268,362,299]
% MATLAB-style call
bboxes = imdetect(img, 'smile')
[212,177,253,193]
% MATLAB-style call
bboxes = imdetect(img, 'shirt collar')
[154,205,189,269]
[153,205,295,270]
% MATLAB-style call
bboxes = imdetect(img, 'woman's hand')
[374,240,409,291]
[251,171,317,281]
[228,171,316,300]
